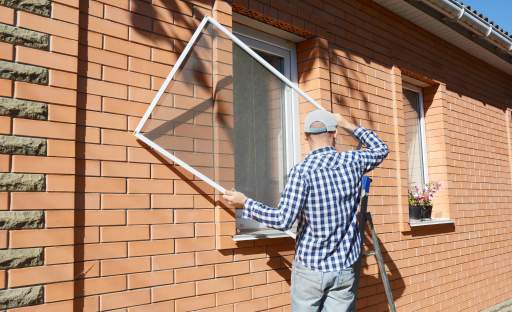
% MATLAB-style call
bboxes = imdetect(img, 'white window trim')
[232,23,300,239]
[403,83,429,187]
[134,16,323,240]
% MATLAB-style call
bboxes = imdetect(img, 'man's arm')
[223,166,308,231]
[335,114,389,173]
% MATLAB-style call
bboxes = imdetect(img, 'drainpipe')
[422,0,512,54]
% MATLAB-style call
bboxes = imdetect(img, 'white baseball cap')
[304,109,337,134]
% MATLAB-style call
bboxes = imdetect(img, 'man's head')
[304,109,337,149]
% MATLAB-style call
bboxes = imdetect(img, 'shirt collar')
[309,146,336,156]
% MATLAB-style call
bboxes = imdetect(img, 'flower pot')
[409,204,433,220]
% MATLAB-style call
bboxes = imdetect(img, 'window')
[403,84,428,190]
[232,24,299,237]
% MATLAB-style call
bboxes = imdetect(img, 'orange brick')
[195,250,233,266]
[128,56,171,77]
[47,174,75,192]
[174,265,214,283]
[127,146,163,163]
[128,239,174,257]
[89,14,128,39]
[49,70,77,89]
[17,11,78,40]
[102,161,149,178]
[101,257,150,276]
[102,98,147,117]
[127,270,173,289]
[215,261,250,278]
[44,281,75,302]
[100,289,151,311]
[151,252,194,270]
[0,155,10,172]
[0,192,8,210]
[45,210,74,227]
[44,246,73,265]
[174,237,215,253]
[84,176,126,193]
[128,27,173,50]
[127,210,173,224]
[217,288,252,306]
[103,66,150,89]
[174,180,214,195]
[127,179,173,194]
[51,36,78,56]
[0,116,11,134]
[252,282,282,299]
[104,4,151,30]
[84,143,126,161]
[175,209,214,223]
[9,263,73,287]
[174,294,215,311]
[78,126,100,143]
[11,192,74,210]
[0,270,5,289]
[0,230,7,249]
[151,194,193,209]
[16,46,77,72]
[233,272,267,289]
[104,36,151,59]
[82,78,127,99]
[151,282,195,302]
[101,129,139,147]
[0,42,13,60]
[84,110,127,130]
[12,155,75,174]
[150,223,194,239]
[151,48,178,65]
[128,301,175,312]
[150,164,194,180]
[81,242,127,261]
[48,103,76,123]
[48,139,76,157]
[0,5,14,24]
[195,223,215,237]
[101,225,149,242]
[52,2,79,23]
[14,118,75,139]
[196,277,233,295]
[14,81,76,106]
[0,79,12,97]
[128,86,156,103]
[84,210,126,226]
[88,46,128,69]
[102,194,150,209]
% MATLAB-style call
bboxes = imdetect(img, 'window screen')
[134,17,321,239]
[403,88,427,189]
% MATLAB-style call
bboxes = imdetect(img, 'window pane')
[403,88,425,188]
[233,46,288,231]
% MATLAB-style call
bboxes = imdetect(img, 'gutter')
[422,0,512,55]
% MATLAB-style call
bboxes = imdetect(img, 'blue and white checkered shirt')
[243,127,388,272]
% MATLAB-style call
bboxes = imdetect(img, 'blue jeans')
[291,260,357,312]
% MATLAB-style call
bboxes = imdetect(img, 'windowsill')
[409,218,454,227]
[233,228,295,241]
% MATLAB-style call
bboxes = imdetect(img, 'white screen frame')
[134,16,325,240]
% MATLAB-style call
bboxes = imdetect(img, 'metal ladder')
[354,176,397,312]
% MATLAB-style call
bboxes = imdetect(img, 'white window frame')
[403,83,429,186]
[232,23,300,238]
[133,16,324,240]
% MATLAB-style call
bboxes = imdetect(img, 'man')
[223,109,388,311]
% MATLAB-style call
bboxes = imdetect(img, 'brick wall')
[0,0,511,311]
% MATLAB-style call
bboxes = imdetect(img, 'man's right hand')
[334,113,358,133]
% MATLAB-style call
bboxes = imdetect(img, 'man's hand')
[334,113,358,133]
[222,190,247,208]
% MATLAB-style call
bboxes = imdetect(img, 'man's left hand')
[222,190,247,208]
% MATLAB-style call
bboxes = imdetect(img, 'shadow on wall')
[357,230,405,312]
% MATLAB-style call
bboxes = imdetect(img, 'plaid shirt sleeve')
[353,127,389,173]
[242,166,309,231]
